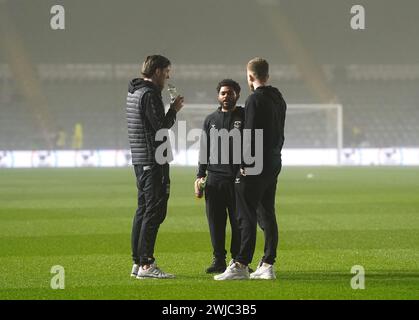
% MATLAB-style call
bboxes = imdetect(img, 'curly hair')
[216,79,241,95]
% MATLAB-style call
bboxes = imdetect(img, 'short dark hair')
[141,55,171,78]
[247,57,269,81]
[216,79,241,95]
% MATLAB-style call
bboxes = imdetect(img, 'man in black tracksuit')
[126,55,184,279]
[196,79,244,273]
[214,58,286,281]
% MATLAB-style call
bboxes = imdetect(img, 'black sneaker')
[205,258,227,274]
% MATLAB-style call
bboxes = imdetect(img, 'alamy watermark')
[351,5,366,30]
[50,265,65,289]
[154,121,264,175]
[49,4,365,31]
[50,5,65,30]
[351,265,365,290]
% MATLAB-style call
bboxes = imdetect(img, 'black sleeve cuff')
[197,165,207,178]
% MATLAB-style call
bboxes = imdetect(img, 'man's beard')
[221,101,236,110]
[248,83,255,92]
[158,81,165,90]
[157,77,166,91]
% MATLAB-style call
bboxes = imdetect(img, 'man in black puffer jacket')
[126,55,184,279]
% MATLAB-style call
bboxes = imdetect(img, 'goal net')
[167,103,343,165]
[284,104,343,164]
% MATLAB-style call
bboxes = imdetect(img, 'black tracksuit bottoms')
[234,165,281,266]
[205,173,241,261]
[131,163,170,266]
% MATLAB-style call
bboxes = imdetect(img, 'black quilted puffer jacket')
[125,78,177,165]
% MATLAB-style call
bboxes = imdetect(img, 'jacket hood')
[128,78,159,94]
[256,85,283,102]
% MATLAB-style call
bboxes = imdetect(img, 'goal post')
[286,104,343,164]
[167,103,344,166]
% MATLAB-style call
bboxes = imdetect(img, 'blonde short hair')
[247,57,269,81]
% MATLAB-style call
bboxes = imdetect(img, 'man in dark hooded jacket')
[215,57,287,281]
[196,79,244,274]
[126,55,184,279]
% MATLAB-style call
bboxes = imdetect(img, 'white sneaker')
[214,261,249,281]
[136,264,175,279]
[131,264,140,277]
[250,262,276,280]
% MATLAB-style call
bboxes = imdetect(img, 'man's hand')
[194,177,205,198]
[240,168,246,176]
[170,95,184,112]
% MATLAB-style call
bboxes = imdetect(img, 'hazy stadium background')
[1,0,419,300]
[1,0,419,160]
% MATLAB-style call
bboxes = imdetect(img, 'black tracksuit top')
[197,106,245,178]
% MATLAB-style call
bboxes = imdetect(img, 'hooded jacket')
[197,106,245,178]
[126,78,177,165]
[242,85,287,175]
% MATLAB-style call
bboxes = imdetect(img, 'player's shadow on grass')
[277,270,419,282]
[135,271,419,281]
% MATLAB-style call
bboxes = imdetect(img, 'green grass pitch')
[0,166,418,300]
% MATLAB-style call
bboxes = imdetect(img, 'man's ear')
[248,72,255,82]
[154,68,161,78]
